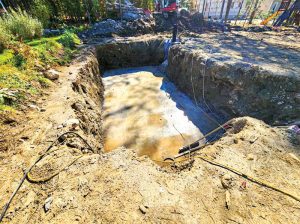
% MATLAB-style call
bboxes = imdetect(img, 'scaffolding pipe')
[0,0,7,13]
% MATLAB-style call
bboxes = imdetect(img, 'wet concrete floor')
[103,66,218,161]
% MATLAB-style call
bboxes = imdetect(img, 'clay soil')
[0,32,300,223]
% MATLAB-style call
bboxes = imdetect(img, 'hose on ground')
[27,148,83,183]
[153,154,300,203]
[0,131,94,222]
[1,132,300,223]
[197,155,300,202]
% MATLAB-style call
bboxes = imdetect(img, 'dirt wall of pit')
[70,48,104,153]
[167,45,300,124]
[95,37,165,70]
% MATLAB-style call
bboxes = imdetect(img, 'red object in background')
[162,2,177,12]
[144,9,151,14]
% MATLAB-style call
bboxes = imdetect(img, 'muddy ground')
[0,32,300,223]
[103,66,219,161]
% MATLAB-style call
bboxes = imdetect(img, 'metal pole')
[172,12,178,42]
[0,0,7,13]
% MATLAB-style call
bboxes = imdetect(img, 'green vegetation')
[1,0,155,25]
[0,5,82,113]
[0,8,43,41]
[58,31,81,49]
[31,0,52,27]
[0,26,11,53]
[0,32,80,112]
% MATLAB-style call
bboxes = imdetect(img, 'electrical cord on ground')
[154,154,300,203]
[27,148,83,183]
[0,131,94,222]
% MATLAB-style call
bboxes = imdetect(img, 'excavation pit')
[95,34,300,161]
[102,66,222,161]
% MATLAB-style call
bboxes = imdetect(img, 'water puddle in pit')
[103,66,220,162]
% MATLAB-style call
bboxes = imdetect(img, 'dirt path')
[103,67,219,161]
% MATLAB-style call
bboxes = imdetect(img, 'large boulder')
[81,17,155,38]
[123,12,142,21]
[44,69,60,80]
[87,19,124,37]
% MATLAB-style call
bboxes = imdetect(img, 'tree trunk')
[202,0,206,14]
[235,0,245,25]
[219,0,226,19]
[248,0,260,24]
[224,0,232,23]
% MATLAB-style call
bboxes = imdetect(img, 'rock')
[225,190,231,209]
[35,63,46,71]
[87,19,124,37]
[288,125,300,134]
[247,153,255,160]
[179,8,190,17]
[123,12,142,21]
[29,104,40,111]
[44,196,53,212]
[44,69,60,80]
[63,118,80,130]
[43,29,63,37]
[221,174,232,189]
[57,125,63,129]
[71,102,84,112]
[139,204,149,214]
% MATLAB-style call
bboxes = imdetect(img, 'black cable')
[0,131,94,222]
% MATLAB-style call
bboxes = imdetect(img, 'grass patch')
[0,32,80,112]
[0,50,14,65]
[0,104,15,112]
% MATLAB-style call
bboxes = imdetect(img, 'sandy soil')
[1,115,300,223]
[0,35,300,223]
[181,31,300,76]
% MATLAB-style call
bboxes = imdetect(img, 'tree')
[248,0,260,24]
[224,0,232,23]
[219,0,226,19]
